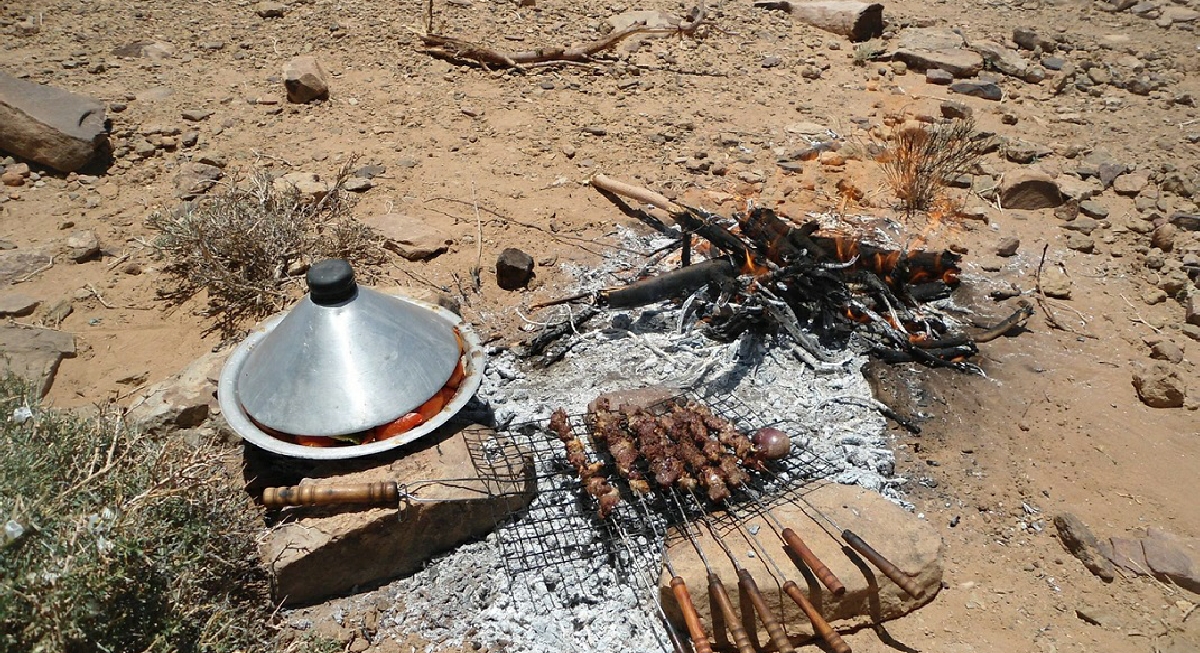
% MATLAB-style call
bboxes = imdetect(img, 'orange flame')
[740,249,770,277]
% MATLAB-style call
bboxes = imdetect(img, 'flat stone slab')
[0,326,76,396]
[0,72,108,172]
[658,483,942,645]
[259,422,534,605]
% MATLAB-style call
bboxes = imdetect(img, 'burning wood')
[550,174,1031,372]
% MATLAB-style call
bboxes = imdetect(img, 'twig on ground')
[419,4,706,68]
[14,256,54,284]
[86,284,115,309]
[1033,244,1096,339]
[471,184,483,293]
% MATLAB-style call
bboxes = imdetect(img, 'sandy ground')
[2,0,1199,650]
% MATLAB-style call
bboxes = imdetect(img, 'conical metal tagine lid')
[236,259,461,437]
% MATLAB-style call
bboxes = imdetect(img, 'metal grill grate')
[465,389,838,604]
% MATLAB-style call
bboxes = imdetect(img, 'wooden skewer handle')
[782,581,851,653]
[736,568,796,653]
[263,481,399,507]
[841,529,924,599]
[782,527,846,596]
[708,573,755,653]
[671,577,713,653]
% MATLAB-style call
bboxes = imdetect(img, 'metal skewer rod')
[743,523,852,653]
[674,489,796,653]
[610,495,691,653]
[722,491,846,597]
[661,495,756,653]
[632,492,713,653]
[769,478,924,600]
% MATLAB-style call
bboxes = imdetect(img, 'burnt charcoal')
[908,281,954,302]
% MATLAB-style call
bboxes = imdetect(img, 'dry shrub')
[878,117,986,217]
[0,376,275,653]
[147,161,383,335]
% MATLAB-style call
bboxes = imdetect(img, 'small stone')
[1042,56,1066,71]
[65,230,100,263]
[0,293,40,317]
[283,57,330,104]
[1185,294,1200,327]
[1142,529,1200,594]
[925,69,954,85]
[1065,234,1095,253]
[1132,363,1186,408]
[181,109,212,122]
[256,1,287,17]
[174,162,223,197]
[997,236,1020,257]
[496,248,534,290]
[354,163,385,179]
[460,105,483,118]
[940,100,972,119]
[1054,513,1116,581]
[1075,603,1114,626]
[1005,140,1053,164]
[581,126,607,136]
[1113,170,1151,196]
[1041,269,1073,299]
[274,171,329,200]
[1,171,23,187]
[1107,537,1149,576]
[1078,199,1109,219]
[1150,224,1176,252]
[761,56,782,68]
[949,80,1003,101]
[1147,339,1184,363]
[1062,217,1101,235]
[342,177,372,192]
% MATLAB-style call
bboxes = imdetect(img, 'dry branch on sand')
[417,2,707,68]
[877,117,987,217]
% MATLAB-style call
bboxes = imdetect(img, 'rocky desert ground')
[2,0,1199,651]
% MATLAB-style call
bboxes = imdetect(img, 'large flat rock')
[658,483,942,646]
[260,422,534,605]
[892,28,983,78]
[0,326,76,396]
[0,72,108,172]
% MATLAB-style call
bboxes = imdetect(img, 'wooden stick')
[782,581,851,653]
[263,481,399,507]
[736,569,796,653]
[841,529,924,599]
[708,573,756,653]
[781,527,846,596]
[592,173,684,214]
[671,576,714,653]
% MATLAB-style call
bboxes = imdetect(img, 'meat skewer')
[550,408,620,517]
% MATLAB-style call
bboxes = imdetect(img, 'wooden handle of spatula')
[783,581,851,653]
[736,568,795,653]
[671,576,713,653]
[782,527,846,596]
[708,573,755,653]
[262,481,399,507]
[842,529,924,599]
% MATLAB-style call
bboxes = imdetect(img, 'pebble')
[949,80,1002,100]
[181,109,213,122]
[997,236,1020,257]
[1132,363,1186,408]
[926,69,954,85]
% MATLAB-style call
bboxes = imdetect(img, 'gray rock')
[181,109,212,122]
[1150,224,1176,252]
[997,236,1020,257]
[1012,28,1055,52]
[1042,56,1066,70]
[1132,363,1186,408]
[1065,234,1095,253]
[1000,170,1064,209]
[1146,338,1184,363]
[255,1,287,17]
[1107,536,1149,576]
[1062,217,1101,235]
[174,162,223,198]
[367,212,455,261]
[1005,139,1052,164]
[1078,199,1109,218]
[1186,294,1200,327]
[1170,212,1200,231]
[0,293,39,317]
[1160,6,1199,23]
[940,100,972,119]
[126,351,225,434]
[1141,528,1200,594]
[949,80,1003,100]
[1113,170,1151,196]
[64,230,99,263]
[0,250,52,285]
[0,72,108,172]
[342,177,373,192]
[893,28,983,78]
[1023,66,1046,83]
[926,68,955,85]
[273,171,329,200]
[283,56,330,104]
[496,248,534,290]
[0,326,76,396]
[112,40,174,60]
[971,40,1028,78]
[1054,513,1116,581]
[354,163,386,179]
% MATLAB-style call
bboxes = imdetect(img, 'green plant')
[146,161,383,335]
[0,376,276,653]
[877,116,986,217]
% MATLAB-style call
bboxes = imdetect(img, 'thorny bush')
[877,116,987,217]
[0,376,279,653]
[147,162,383,335]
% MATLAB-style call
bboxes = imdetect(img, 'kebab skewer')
[549,408,621,518]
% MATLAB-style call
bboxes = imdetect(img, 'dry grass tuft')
[146,160,383,335]
[877,117,986,217]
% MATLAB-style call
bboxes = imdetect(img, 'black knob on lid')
[307,259,357,305]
